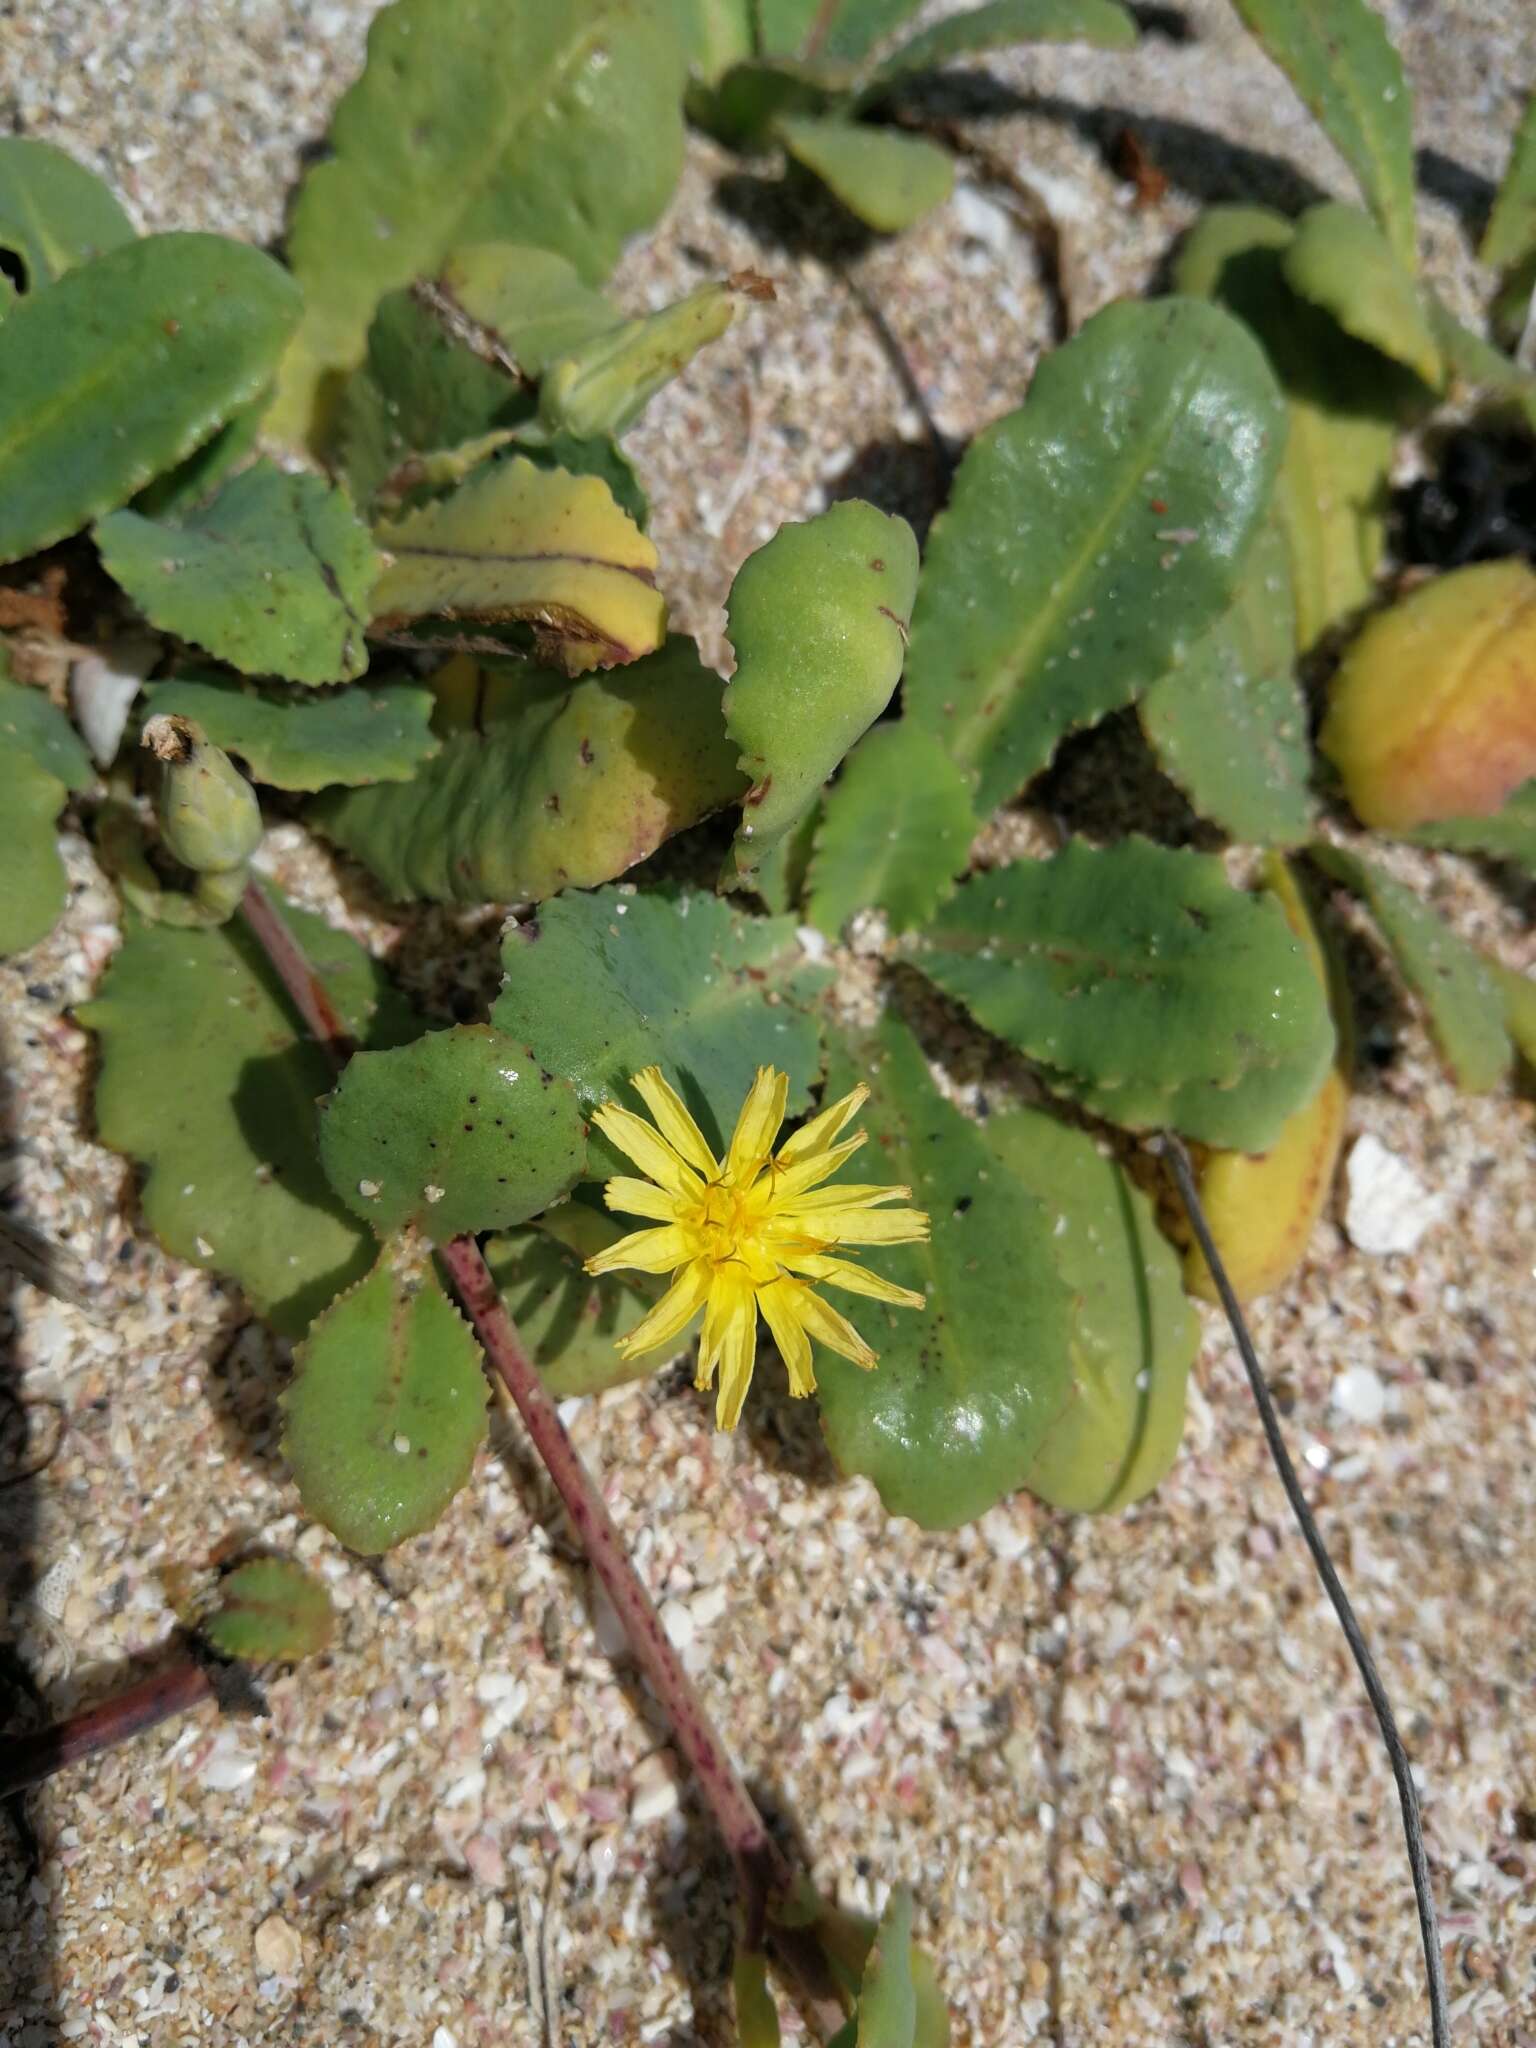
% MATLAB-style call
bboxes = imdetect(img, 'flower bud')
[538,279,745,441]
[143,713,262,875]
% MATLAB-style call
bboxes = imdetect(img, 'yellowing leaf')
[1320,559,1536,831]
[370,456,665,675]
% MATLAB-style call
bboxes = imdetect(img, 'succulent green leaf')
[751,798,822,916]
[1174,206,1403,651]
[732,1948,783,2048]
[484,1209,661,1396]
[539,280,739,441]
[913,839,1336,1149]
[723,500,918,885]
[1280,203,1441,386]
[282,1237,488,1555]
[814,1016,1076,1528]
[806,721,974,936]
[0,137,135,291]
[0,671,93,789]
[368,456,665,676]
[492,885,830,1175]
[318,1022,586,1240]
[756,0,828,56]
[1491,958,1536,1069]
[861,0,1135,94]
[775,118,954,232]
[0,751,69,958]
[693,57,842,148]
[78,892,413,1333]
[144,674,439,793]
[96,463,379,686]
[812,0,925,65]
[271,0,688,446]
[1407,778,1536,872]
[853,1888,916,2047]
[1312,845,1511,1092]
[1425,299,1536,434]
[982,1111,1195,1512]
[133,392,269,521]
[310,638,740,905]
[437,243,616,378]
[903,298,1285,812]
[1230,0,1416,273]
[1481,91,1536,272]
[1138,514,1314,845]
[203,1559,334,1662]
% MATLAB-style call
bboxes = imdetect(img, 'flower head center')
[687,1177,768,1270]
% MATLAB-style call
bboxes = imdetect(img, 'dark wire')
[1157,1133,1450,2048]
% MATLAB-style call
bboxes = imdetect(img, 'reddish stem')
[240,880,356,1059]
[1,1660,214,1798]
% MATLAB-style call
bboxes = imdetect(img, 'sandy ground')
[2,2,1535,2043]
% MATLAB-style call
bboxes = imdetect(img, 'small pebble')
[1343,1135,1442,1255]
[629,1750,680,1824]
[253,1912,303,1980]
[1332,1364,1387,1425]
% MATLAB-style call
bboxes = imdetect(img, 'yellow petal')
[695,1271,751,1386]
[776,1082,869,1165]
[784,1252,926,1308]
[585,1224,693,1276]
[592,1102,704,1199]
[769,1205,930,1246]
[713,1290,760,1430]
[791,1284,878,1370]
[757,1278,817,1398]
[764,1131,867,1202]
[726,1066,789,1179]
[775,1181,911,1218]
[630,1067,719,1175]
[616,1260,711,1359]
[603,1175,681,1222]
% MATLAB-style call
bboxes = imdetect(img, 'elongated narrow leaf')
[862,0,1135,93]
[203,1559,333,1662]
[813,1016,1076,1528]
[1319,558,1536,831]
[776,118,954,232]
[0,137,134,290]
[1231,0,1417,273]
[855,1888,916,2047]
[806,721,974,935]
[1139,514,1313,845]
[283,1237,488,1554]
[492,886,829,1175]
[1492,958,1536,1068]
[1408,779,1536,872]
[145,674,438,792]
[97,463,380,685]
[272,0,688,445]
[369,456,664,675]
[1481,92,1536,273]
[1280,203,1441,386]
[913,839,1335,1149]
[733,1948,784,2048]
[723,500,918,886]
[78,892,413,1333]
[1425,299,1536,434]
[310,639,740,905]
[1313,844,1511,1092]
[0,234,300,563]
[904,299,1285,811]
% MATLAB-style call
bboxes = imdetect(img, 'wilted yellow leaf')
[1320,558,1536,830]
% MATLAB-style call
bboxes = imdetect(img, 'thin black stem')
[1158,1134,1450,2048]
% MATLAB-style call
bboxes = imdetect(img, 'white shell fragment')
[1343,1135,1443,1256]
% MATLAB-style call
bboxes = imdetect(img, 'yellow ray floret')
[584,1065,929,1429]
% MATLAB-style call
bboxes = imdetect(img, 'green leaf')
[0,234,300,564]
[1425,298,1536,434]
[723,500,919,886]
[677,0,755,82]
[1280,203,1441,386]
[814,0,925,65]
[203,1559,334,1662]
[309,638,740,905]
[1407,779,1536,872]
[1138,514,1314,845]
[282,1237,488,1554]
[693,57,842,149]
[0,751,69,958]
[751,798,822,915]
[0,138,135,290]
[1491,958,1536,1069]
[96,463,379,685]
[1481,91,1536,273]
[0,671,93,789]
[776,118,955,232]
[483,1212,661,1396]
[814,1016,1076,1528]
[904,298,1285,812]
[537,279,740,441]
[981,1111,1196,1512]
[491,886,830,1175]
[318,1022,586,1239]
[855,1888,916,2047]
[437,243,617,379]
[1230,0,1416,273]
[756,0,827,57]
[78,891,412,1334]
[1312,845,1511,1092]
[143,674,439,793]
[913,839,1336,1149]
[368,456,665,676]
[1174,207,1402,651]
[861,0,1136,93]
[806,721,974,935]
[271,0,688,446]
[133,392,269,521]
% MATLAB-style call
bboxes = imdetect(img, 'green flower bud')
[538,278,754,442]
[143,714,262,875]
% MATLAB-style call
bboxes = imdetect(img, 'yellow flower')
[583,1065,930,1429]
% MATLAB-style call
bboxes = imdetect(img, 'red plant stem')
[1,1660,214,1799]
[240,880,356,1060]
